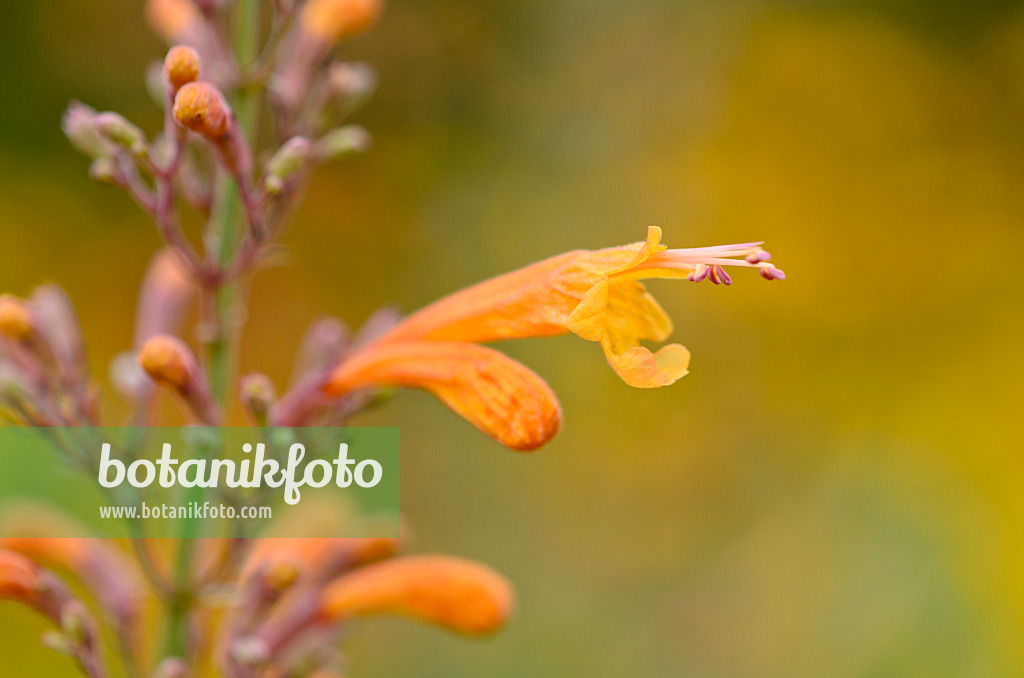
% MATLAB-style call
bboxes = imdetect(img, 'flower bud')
[265,137,312,194]
[134,249,197,348]
[309,62,378,132]
[152,658,188,678]
[87,157,119,184]
[0,295,33,342]
[239,372,277,423]
[28,285,88,385]
[146,0,201,44]
[94,112,148,159]
[173,81,232,139]
[138,335,219,424]
[164,45,201,92]
[300,0,382,45]
[138,335,194,391]
[326,62,377,103]
[316,125,371,160]
[62,102,113,160]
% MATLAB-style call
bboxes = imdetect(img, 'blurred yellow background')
[2,0,1024,675]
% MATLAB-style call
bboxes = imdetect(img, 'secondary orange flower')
[324,226,783,449]
[320,555,513,635]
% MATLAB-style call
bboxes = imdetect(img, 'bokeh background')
[2,0,1024,675]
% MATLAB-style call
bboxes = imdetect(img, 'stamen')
[759,263,785,281]
[630,242,784,284]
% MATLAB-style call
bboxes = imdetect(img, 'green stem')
[161,0,263,664]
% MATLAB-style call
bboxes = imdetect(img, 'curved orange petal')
[376,234,659,346]
[325,341,561,451]
[320,555,513,635]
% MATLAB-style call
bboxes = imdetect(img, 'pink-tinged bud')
[138,335,219,424]
[62,102,113,160]
[264,136,312,194]
[173,81,232,138]
[291,317,351,383]
[153,658,188,678]
[28,285,89,386]
[239,372,277,423]
[164,45,201,92]
[316,125,371,160]
[326,62,377,103]
[0,295,33,341]
[93,112,148,159]
[146,0,201,43]
[300,0,382,44]
[134,249,197,348]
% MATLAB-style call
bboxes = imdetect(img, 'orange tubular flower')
[324,227,783,448]
[319,555,513,636]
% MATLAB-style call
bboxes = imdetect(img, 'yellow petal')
[320,555,513,635]
[567,277,673,351]
[603,342,691,388]
[325,341,561,451]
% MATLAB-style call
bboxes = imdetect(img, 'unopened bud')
[94,112,148,159]
[265,137,312,194]
[231,637,270,667]
[62,102,112,160]
[173,82,232,139]
[317,125,371,160]
[139,335,194,391]
[88,157,119,184]
[138,335,194,391]
[0,295,33,341]
[41,630,74,656]
[326,61,377,104]
[300,0,383,45]
[138,335,219,423]
[153,658,188,678]
[239,372,277,422]
[60,604,89,647]
[146,0,201,43]
[164,46,201,92]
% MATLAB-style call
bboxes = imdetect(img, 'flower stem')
[162,0,262,665]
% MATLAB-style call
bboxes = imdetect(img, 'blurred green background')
[3,0,1024,675]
